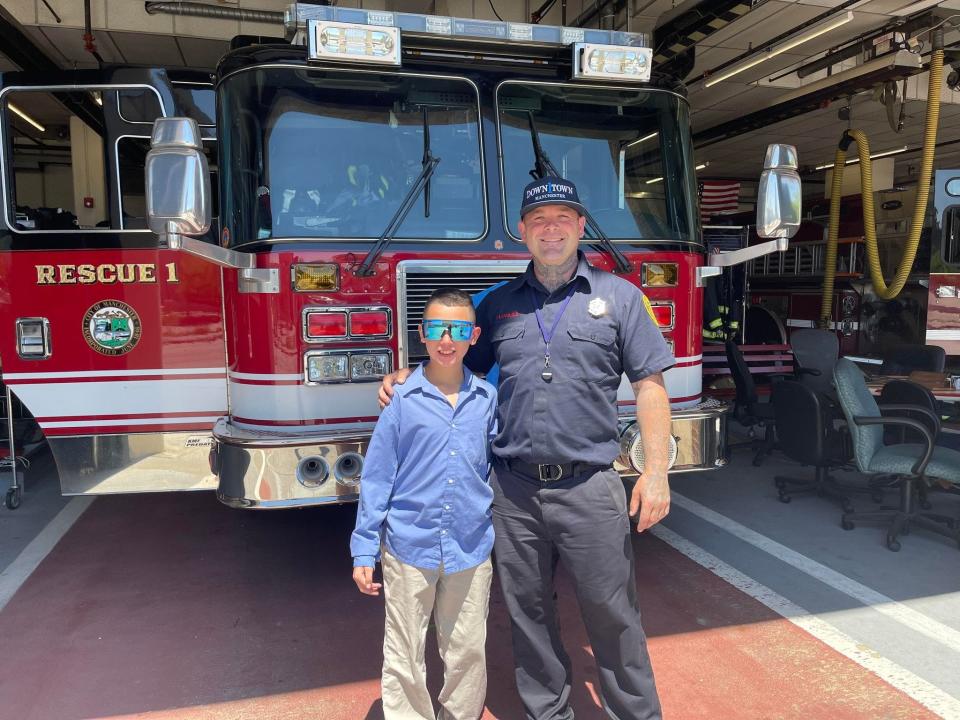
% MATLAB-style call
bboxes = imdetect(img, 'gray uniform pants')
[491,460,662,720]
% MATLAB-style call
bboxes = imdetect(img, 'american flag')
[699,180,741,222]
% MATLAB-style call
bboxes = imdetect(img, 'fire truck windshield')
[219,67,484,247]
[498,83,698,244]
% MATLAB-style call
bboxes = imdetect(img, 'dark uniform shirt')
[466,252,675,465]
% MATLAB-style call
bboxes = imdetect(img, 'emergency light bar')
[287,4,648,51]
[573,43,651,82]
[307,20,400,66]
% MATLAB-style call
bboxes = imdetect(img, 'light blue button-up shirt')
[350,363,497,572]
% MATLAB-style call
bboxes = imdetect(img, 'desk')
[863,374,960,438]
[863,375,960,403]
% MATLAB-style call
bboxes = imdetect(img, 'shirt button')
[444,504,451,510]
[441,529,447,535]
[451,423,456,428]
[448,479,455,484]
[450,450,457,456]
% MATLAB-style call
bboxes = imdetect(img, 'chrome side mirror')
[756,143,801,240]
[146,117,211,240]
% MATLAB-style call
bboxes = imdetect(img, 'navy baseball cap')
[520,176,586,218]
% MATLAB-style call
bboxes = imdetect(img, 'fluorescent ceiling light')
[8,103,45,132]
[647,162,706,183]
[892,0,943,16]
[623,131,658,150]
[815,145,909,170]
[704,10,854,87]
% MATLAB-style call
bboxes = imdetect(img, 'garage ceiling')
[4,0,960,190]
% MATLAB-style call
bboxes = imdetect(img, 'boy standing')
[351,288,498,720]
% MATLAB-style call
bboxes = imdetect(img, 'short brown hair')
[423,288,475,320]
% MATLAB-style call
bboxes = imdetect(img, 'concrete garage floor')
[0,442,958,720]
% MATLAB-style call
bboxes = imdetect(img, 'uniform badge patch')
[82,300,142,356]
[587,297,607,318]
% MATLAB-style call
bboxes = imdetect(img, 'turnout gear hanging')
[702,268,742,343]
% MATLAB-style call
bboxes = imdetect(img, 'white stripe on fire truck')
[229,372,303,382]
[926,329,960,340]
[10,379,226,419]
[228,382,387,422]
[39,416,223,429]
[3,367,227,381]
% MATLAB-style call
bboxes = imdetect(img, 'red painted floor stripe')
[0,494,938,720]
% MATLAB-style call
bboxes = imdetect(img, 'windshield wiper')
[356,109,441,277]
[526,112,633,274]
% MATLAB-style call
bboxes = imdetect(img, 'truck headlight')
[305,350,392,384]
[306,353,349,383]
[350,352,390,381]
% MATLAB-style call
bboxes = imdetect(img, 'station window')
[943,206,960,267]
[3,85,209,235]
[4,89,110,231]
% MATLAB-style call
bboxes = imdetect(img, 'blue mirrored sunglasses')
[421,319,475,341]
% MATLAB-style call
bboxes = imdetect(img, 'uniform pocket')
[490,322,525,376]
[600,469,629,517]
[566,323,617,381]
[491,322,525,343]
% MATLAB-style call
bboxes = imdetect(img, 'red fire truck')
[747,172,960,364]
[0,6,797,509]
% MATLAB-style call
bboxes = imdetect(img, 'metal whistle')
[541,355,553,382]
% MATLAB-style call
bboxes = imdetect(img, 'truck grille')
[397,260,528,367]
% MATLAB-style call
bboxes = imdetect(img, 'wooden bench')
[702,343,795,397]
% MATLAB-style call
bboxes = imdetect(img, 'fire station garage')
[2,0,960,718]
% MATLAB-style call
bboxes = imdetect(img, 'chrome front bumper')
[212,418,368,508]
[615,403,729,479]
[213,403,729,509]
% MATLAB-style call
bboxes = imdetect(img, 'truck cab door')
[0,68,227,495]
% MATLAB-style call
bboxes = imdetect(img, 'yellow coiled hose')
[820,47,943,325]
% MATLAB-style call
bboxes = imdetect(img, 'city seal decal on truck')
[82,300,143,356]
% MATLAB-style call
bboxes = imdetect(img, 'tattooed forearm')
[631,373,672,476]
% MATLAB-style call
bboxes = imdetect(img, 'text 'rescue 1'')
[34,263,180,285]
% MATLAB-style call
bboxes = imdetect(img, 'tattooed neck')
[534,256,578,293]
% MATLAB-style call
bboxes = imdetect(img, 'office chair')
[833,358,960,551]
[880,345,947,375]
[772,380,857,511]
[725,341,776,466]
[878,380,940,445]
[878,379,958,507]
[790,329,840,401]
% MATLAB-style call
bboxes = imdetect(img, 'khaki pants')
[381,549,493,720]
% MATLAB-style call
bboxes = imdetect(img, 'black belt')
[505,459,609,484]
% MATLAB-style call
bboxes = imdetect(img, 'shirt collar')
[521,251,593,295]
[395,362,490,401]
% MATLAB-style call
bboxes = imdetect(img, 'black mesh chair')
[878,379,954,507]
[878,380,940,445]
[772,380,857,511]
[725,341,776,466]
[880,345,947,375]
[790,329,840,401]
